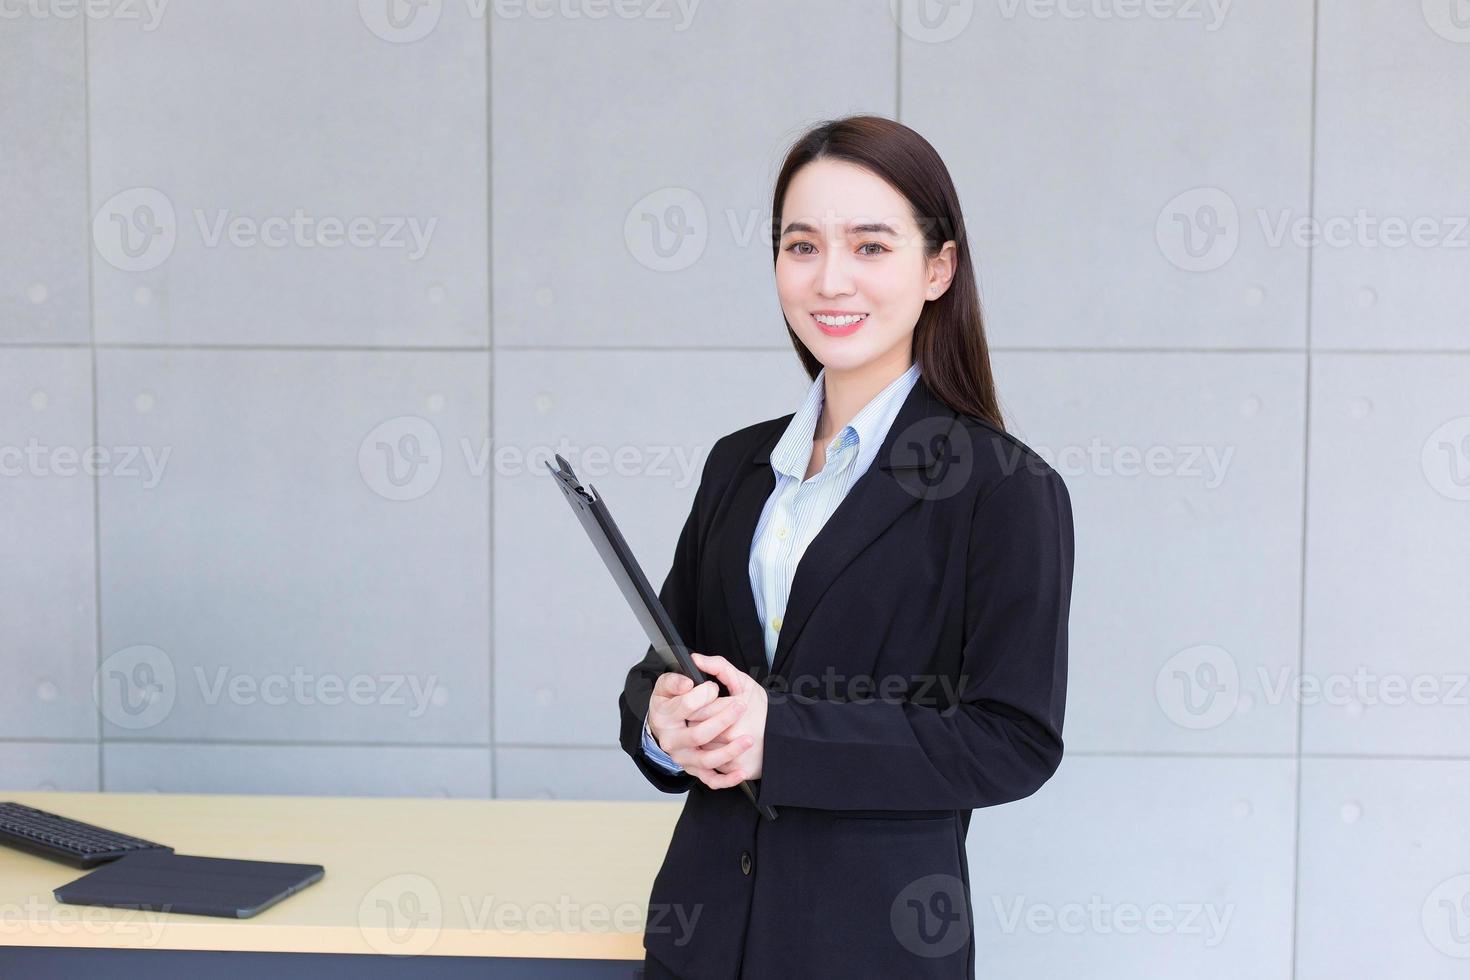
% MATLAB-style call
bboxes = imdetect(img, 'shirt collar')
[768,361,922,482]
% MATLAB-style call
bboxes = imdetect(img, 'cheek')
[864,263,923,309]
[773,259,807,302]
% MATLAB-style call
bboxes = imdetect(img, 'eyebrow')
[780,220,901,238]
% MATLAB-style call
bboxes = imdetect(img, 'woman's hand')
[682,653,767,781]
[647,660,755,791]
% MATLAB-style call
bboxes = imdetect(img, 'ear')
[925,240,957,301]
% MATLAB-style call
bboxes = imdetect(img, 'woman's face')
[774,158,954,377]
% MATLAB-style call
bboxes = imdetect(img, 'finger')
[672,679,721,721]
[653,672,693,698]
[686,692,740,722]
[699,767,747,790]
[684,763,736,789]
[690,653,745,696]
[663,715,734,758]
[684,734,753,772]
[685,694,737,724]
[647,683,689,724]
[684,699,745,746]
[684,764,727,789]
[648,683,697,736]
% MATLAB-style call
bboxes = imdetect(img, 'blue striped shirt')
[642,362,923,773]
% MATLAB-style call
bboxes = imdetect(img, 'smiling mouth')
[811,312,868,336]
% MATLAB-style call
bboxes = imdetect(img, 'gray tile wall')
[2,2,1467,976]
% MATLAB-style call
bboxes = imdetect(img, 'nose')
[816,247,855,297]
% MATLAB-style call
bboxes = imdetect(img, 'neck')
[815,350,913,442]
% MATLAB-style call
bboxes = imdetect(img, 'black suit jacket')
[619,373,1074,980]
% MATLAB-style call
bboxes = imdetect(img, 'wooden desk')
[0,790,682,978]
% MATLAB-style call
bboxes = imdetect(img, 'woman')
[618,115,1074,980]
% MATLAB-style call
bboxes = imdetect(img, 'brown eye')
[785,241,816,255]
[858,242,889,255]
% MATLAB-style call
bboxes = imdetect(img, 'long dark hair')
[769,115,1005,431]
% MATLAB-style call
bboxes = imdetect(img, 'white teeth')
[813,313,867,327]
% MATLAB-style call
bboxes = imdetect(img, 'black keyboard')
[0,802,173,869]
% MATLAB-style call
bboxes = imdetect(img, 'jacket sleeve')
[754,461,1073,812]
[617,437,725,794]
[642,714,686,774]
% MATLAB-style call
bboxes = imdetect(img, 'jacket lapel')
[718,425,782,682]
[717,375,962,682]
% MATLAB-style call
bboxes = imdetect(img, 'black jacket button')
[740,850,753,876]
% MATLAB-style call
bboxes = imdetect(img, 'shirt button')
[740,850,753,876]
[776,525,789,540]
[771,616,782,631]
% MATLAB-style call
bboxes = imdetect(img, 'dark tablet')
[54,849,324,919]
[545,451,778,821]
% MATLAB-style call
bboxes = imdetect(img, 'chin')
[808,346,880,374]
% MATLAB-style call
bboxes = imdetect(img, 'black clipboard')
[546,453,777,821]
